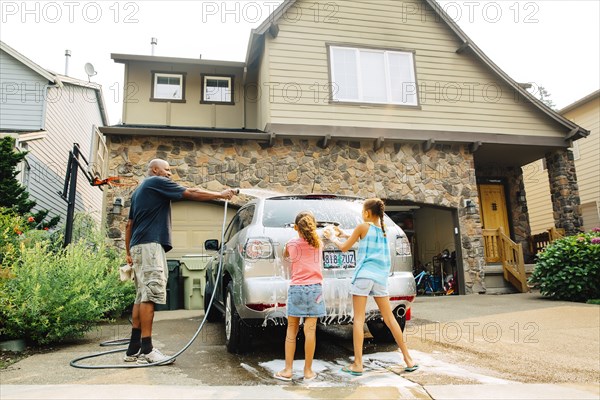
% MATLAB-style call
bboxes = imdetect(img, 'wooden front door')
[479,184,511,262]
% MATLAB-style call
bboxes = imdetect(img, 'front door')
[479,184,511,262]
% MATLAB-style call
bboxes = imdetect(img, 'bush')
[0,210,135,345]
[529,228,600,302]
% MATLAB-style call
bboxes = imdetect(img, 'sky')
[1,0,598,125]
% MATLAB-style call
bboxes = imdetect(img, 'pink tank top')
[286,237,323,286]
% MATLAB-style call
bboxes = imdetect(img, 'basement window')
[151,72,186,102]
[329,45,418,106]
[201,75,234,105]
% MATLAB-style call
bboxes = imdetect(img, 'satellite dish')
[84,63,97,81]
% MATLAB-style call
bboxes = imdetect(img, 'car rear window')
[262,198,367,228]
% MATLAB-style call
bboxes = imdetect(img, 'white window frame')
[151,72,185,101]
[201,75,234,105]
[329,45,418,106]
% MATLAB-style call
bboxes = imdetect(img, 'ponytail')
[364,198,386,237]
[295,211,322,248]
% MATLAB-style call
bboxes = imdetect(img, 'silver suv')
[203,195,416,353]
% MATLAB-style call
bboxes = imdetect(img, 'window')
[151,72,186,102]
[201,74,234,104]
[329,46,418,106]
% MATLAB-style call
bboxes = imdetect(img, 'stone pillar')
[545,149,583,236]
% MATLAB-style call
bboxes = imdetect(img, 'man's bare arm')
[125,219,133,265]
[182,188,236,202]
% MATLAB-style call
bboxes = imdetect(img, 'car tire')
[367,307,407,343]
[225,281,251,354]
[203,276,221,323]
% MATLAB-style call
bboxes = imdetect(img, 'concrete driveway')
[1,291,598,399]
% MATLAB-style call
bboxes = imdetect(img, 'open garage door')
[170,201,236,259]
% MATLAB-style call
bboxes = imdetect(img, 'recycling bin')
[180,254,213,310]
[155,259,182,311]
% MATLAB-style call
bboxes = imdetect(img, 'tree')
[0,136,59,229]
[529,85,556,110]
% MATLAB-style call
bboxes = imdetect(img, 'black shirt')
[128,176,186,252]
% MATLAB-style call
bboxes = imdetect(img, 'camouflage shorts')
[131,242,168,305]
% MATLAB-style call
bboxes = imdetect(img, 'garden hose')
[70,200,231,369]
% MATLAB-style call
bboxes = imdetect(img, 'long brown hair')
[295,211,321,249]
[363,198,386,237]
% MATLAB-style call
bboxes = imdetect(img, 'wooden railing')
[483,228,528,293]
[529,227,565,254]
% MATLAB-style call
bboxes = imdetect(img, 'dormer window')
[151,72,186,102]
[201,74,234,105]
[329,45,418,106]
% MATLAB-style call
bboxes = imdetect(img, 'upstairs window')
[201,75,234,105]
[329,45,418,106]
[151,72,186,102]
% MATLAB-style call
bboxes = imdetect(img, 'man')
[124,159,236,364]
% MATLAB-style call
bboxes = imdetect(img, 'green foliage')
[0,137,59,230]
[529,229,600,302]
[0,210,135,345]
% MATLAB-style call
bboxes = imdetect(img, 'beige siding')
[123,61,245,129]
[523,160,554,233]
[257,39,271,131]
[264,0,566,137]
[26,84,105,224]
[566,98,600,208]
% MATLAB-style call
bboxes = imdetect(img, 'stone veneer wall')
[105,135,486,293]
[545,149,583,235]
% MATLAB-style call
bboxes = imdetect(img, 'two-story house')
[524,90,599,234]
[0,40,109,225]
[100,0,588,294]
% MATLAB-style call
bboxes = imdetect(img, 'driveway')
[1,291,598,399]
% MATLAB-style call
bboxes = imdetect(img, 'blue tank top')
[352,224,391,286]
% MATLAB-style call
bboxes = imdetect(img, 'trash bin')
[155,260,182,311]
[180,254,213,310]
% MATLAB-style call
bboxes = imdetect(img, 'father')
[124,159,236,364]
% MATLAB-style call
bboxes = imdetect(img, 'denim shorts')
[131,242,168,305]
[350,278,389,297]
[287,283,326,317]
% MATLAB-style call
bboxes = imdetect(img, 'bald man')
[124,159,236,365]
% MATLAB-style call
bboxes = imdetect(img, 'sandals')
[341,365,363,376]
[404,364,419,372]
[273,371,292,382]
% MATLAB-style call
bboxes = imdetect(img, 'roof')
[0,40,109,126]
[559,90,600,115]
[111,53,245,68]
[244,0,589,141]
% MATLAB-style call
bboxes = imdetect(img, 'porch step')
[483,263,518,294]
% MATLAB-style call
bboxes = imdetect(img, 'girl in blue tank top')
[325,198,418,375]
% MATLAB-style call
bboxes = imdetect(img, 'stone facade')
[105,135,488,293]
[545,149,583,235]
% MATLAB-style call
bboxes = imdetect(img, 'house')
[524,90,599,234]
[99,0,588,294]
[0,41,109,225]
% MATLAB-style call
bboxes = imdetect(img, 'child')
[325,198,418,375]
[274,211,325,382]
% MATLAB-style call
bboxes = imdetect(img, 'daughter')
[274,211,325,382]
[325,198,418,375]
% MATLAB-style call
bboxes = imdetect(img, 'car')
[203,194,416,353]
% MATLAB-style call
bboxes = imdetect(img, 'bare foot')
[304,370,317,380]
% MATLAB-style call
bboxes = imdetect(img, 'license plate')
[323,250,356,269]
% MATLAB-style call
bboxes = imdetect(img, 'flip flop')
[273,371,292,382]
[341,365,363,376]
[404,365,419,372]
[303,373,318,381]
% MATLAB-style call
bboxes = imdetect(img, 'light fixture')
[111,197,123,215]
[465,199,477,215]
[517,191,526,205]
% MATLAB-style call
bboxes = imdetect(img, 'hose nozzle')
[232,188,240,195]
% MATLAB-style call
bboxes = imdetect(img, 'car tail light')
[395,234,411,256]
[406,307,411,321]
[244,238,274,260]
[389,295,415,302]
[246,303,286,311]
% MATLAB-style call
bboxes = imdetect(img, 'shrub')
[0,211,135,345]
[529,228,600,302]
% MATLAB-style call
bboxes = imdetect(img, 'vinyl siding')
[0,49,48,131]
[263,0,566,137]
[25,84,105,224]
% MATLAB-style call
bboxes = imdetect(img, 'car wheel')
[225,281,251,354]
[203,275,221,322]
[367,307,407,343]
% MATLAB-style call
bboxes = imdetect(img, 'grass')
[586,299,600,305]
